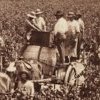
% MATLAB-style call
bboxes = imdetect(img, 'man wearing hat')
[26,11,42,32]
[65,12,80,62]
[35,9,46,31]
[26,11,38,44]
[53,10,68,64]
[17,71,34,100]
[75,12,85,38]
[22,11,39,55]
[75,12,85,59]
[6,61,16,94]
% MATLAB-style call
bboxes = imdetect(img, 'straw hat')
[67,12,75,18]
[27,11,36,18]
[35,9,43,15]
[76,11,82,18]
[6,62,16,72]
[76,11,82,15]
[18,56,24,60]
[31,11,36,15]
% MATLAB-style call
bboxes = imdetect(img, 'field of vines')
[0,0,100,99]
[0,0,99,57]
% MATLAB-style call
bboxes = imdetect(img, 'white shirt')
[68,20,80,35]
[0,72,11,93]
[54,17,68,35]
[35,17,46,31]
[78,18,85,33]
[6,61,16,72]
[0,37,5,47]
[18,80,34,97]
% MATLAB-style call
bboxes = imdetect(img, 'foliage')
[0,0,100,99]
[0,0,100,57]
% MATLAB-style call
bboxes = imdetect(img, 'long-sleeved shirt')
[78,18,85,37]
[35,17,46,31]
[54,17,68,35]
[67,20,80,35]
[18,80,34,97]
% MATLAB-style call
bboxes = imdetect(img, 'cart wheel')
[64,66,76,86]
[68,68,76,86]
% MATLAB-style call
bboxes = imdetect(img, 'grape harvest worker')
[35,9,46,31]
[26,11,41,39]
[26,11,35,41]
[76,12,85,39]
[22,11,39,54]
[65,12,80,62]
[53,10,68,64]
[0,36,5,47]
[17,71,34,100]
[75,12,85,59]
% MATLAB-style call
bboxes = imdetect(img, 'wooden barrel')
[23,45,40,60]
[39,47,57,77]
[39,47,57,65]
[23,45,57,77]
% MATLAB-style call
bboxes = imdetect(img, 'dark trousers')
[77,37,82,59]
[20,43,28,56]
[65,56,77,62]
[56,41,65,63]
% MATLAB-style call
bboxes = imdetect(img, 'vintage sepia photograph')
[0,0,99,99]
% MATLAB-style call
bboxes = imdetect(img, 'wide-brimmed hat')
[6,62,16,72]
[67,12,75,18]
[27,11,36,18]
[18,56,24,60]
[31,11,36,15]
[35,9,43,15]
[76,11,82,15]
[76,11,82,18]
[55,10,64,16]
[19,71,30,79]
[27,14,36,19]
